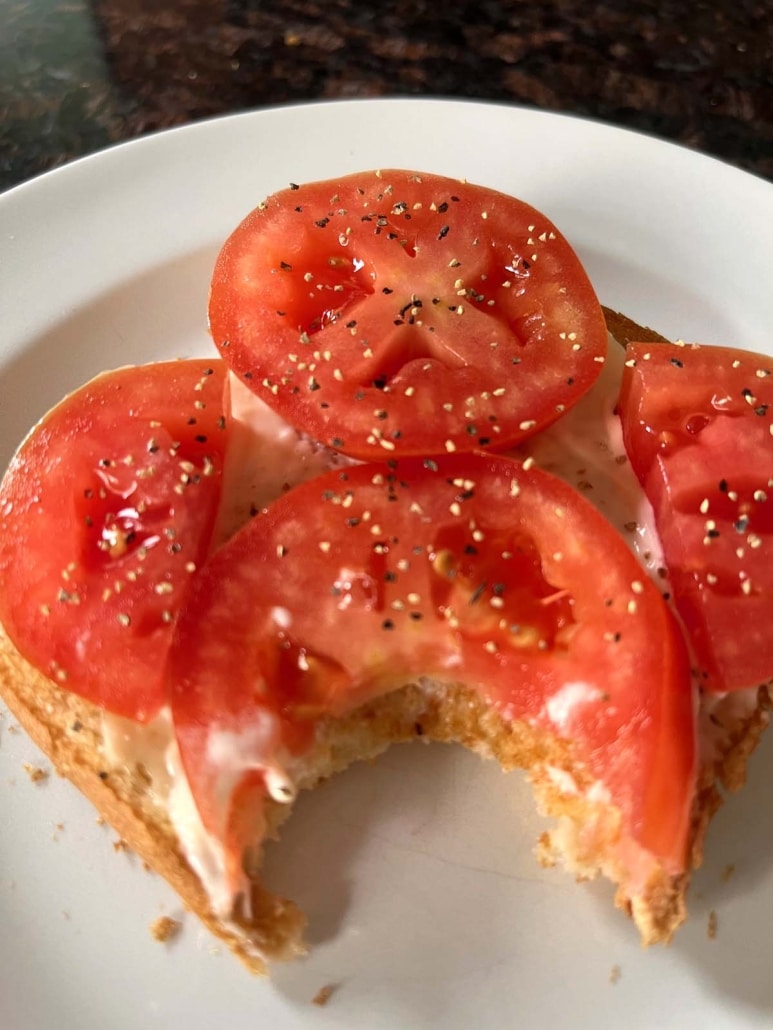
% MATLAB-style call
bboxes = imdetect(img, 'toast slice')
[0,311,769,974]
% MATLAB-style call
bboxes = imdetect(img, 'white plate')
[1,99,772,1030]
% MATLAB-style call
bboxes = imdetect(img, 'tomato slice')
[0,360,228,721]
[208,170,608,460]
[619,341,773,693]
[167,453,694,905]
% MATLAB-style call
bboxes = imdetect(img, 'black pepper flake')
[437,202,449,213]
[466,425,478,435]
[309,378,321,391]
[423,458,439,472]
[289,183,300,190]
[670,357,684,368]
[478,437,490,446]
[276,310,286,317]
[469,582,486,605]
[719,479,728,492]
[280,261,292,271]
[437,225,450,240]
[346,517,361,527]
[315,218,330,228]
[346,320,357,328]
[244,371,253,380]
[451,195,460,202]
[382,619,395,630]
[755,404,769,416]
[734,516,750,533]
[384,571,397,582]
[707,528,720,538]
[194,434,208,443]
[294,206,302,212]
[409,611,423,620]
[331,437,345,448]
[464,544,478,555]
[382,287,394,295]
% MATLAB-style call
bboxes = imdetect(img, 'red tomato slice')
[619,342,773,693]
[208,170,608,460]
[0,360,228,721]
[168,453,694,902]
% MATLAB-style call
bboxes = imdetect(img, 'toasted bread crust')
[602,306,671,347]
[1,309,770,973]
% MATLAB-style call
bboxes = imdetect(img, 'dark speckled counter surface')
[1,0,771,192]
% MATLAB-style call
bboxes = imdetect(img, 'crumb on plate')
[708,910,718,940]
[150,915,181,943]
[23,763,49,784]
[313,984,337,1006]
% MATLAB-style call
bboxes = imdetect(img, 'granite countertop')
[1,0,771,191]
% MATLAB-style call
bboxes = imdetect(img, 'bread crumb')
[150,916,181,943]
[7,723,19,735]
[535,831,556,868]
[313,984,337,1006]
[112,838,129,853]
[708,910,718,940]
[23,763,49,784]
[721,863,735,883]
[609,965,621,985]
[95,815,106,826]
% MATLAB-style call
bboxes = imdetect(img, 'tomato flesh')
[0,361,228,721]
[209,170,608,459]
[619,342,773,692]
[167,453,695,898]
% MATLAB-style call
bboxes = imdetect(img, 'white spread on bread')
[102,707,175,802]
[515,334,665,579]
[213,374,354,544]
